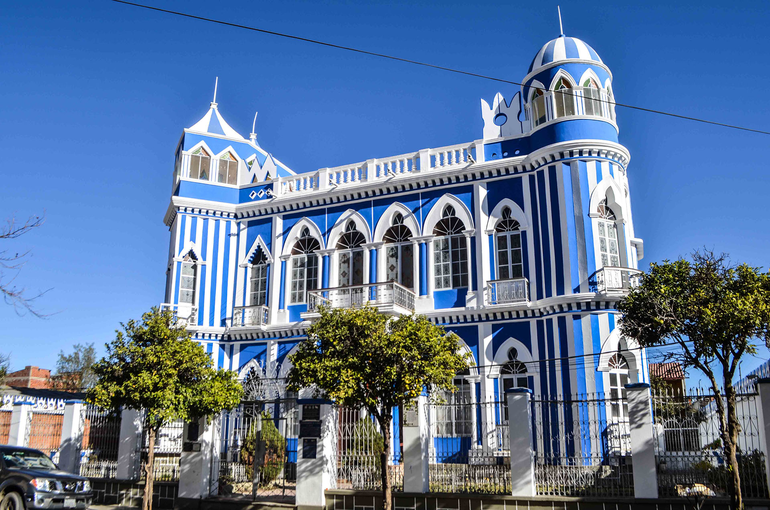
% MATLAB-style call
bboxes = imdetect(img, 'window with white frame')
[499,348,529,421]
[553,77,576,118]
[337,221,365,287]
[249,249,268,306]
[495,207,523,280]
[582,78,604,118]
[531,88,547,127]
[217,152,238,185]
[179,253,197,304]
[436,371,472,437]
[433,205,468,290]
[189,147,211,181]
[608,353,629,421]
[383,212,414,289]
[597,199,620,267]
[290,227,320,304]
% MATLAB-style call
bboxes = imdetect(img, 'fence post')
[116,408,142,480]
[506,388,535,497]
[178,416,216,505]
[403,395,429,493]
[625,383,658,499]
[755,379,770,493]
[296,399,336,509]
[58,400,84,474]
[8,401,32,446]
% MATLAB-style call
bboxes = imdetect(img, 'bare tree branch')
[0,213,50,318]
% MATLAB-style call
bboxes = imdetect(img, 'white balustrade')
[232,305,269,327]
[594,267,642,294]
[305,282,416,315]
[159,303,198,326]
[487,277,530,305]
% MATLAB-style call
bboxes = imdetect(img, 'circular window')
[494,113,508,126]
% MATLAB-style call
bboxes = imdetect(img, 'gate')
[217,398,298,503]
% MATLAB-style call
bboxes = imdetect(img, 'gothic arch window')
[290,227,320,304]
[531,88,547,127]
[217,152,238,185]
[495,206,524,280]
[582,78,603,117]
[553,77,576,118]
[179,252,197,304]
[337,221,365,287]
[433,205,468,290]
[249,249,268,306]
[597,199,620,267]
[608,353,629,421]
[500,348,529,421]
[383,212,414,289]
[189,147,211,181]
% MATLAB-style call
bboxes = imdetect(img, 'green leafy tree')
[288,306,470,510]
[49,342,97,392]
[87,308,243,510]
[618,251,770,510]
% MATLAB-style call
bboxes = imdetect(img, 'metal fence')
[141,420,184,481]
[532,393,633,497]
[334,406,403,491]
[0,409,11,444]
[28,409,65,462]
[79,404,121,478]
[652,388,769,498]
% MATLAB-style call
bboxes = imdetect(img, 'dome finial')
[211,77,219,107]
[557,6,564,36]
[250,111,258,142]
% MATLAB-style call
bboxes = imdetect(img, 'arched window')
[179,252,197,304]
[217,152,238,185]
[290,227,320,304]
[582,78,604,118]
[495,207,523,280]
[189,147,211,181]
[500,348,529,421]
[249,249,268,306]
[608,353,629,421]
[531,88,547,127]
[383,213,414,289]
[433,205,468,290]
[597,199,620,267]
[553,77,576,118]
[337,221,365,287]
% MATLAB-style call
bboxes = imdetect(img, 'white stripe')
[203,218,215,326]
[575,39,592,61]
[582,316,596,394]
[533,44,547,69]
[195,217,203,254]
[226,220,237,323]
[555,166,572,295]
[586,160,598,193]
[214,220,226,327]
[543,170,557,299]
[552,37,566,63]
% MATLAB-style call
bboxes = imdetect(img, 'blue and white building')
[161,32,647,437]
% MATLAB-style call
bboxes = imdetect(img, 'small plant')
[240,411,287,486]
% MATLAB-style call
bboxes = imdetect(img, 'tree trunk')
[725,382,743,510]
[143,426,156,510]
[379,415,392,510]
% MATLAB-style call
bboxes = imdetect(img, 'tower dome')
[527,35,602,75]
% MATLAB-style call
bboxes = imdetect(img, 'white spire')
[250,111,258,142]
[212,77,219,107]
[557,6,564,36]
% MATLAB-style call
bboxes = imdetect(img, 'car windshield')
[2,449,57,470]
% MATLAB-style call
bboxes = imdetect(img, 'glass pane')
[228,162,237,185]
[338,252,350,286]
[189,156,200,180]
[402,244,413,289]
[498,266,510,280]
[352,250,364,285]
[497,235,507,250]
[386,246,399,282]
[511,248,522,264]
[181,276,195,289]
[510,233,521,249]
[512,264,523,278]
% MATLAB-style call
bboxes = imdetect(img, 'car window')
[1,450,57,470]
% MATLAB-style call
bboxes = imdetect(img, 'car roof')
[0,445,45,453]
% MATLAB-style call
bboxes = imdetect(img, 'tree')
[287,306,470,510]
[87,308,243,510]
[618,251,770,510]
[48,343,97,392]
[1,214,47,317]
[0,352,9,386]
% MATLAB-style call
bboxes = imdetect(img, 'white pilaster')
[178,416,217,500]
[58,401,84,474]
[116,408,143,480]
[296,402,337,509]
[506,388,535,497]
[8,402,32,447]
[626,383,658,498]
[402,395,429,493]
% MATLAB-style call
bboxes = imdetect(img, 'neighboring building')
[160,31,647,451]
[5,366,51,389]
[649,362,686,394]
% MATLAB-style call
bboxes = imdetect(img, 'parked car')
[0,446,92,510]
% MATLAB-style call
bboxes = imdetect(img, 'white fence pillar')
[506,388,535,497]
[403,395,429,493]
[755,379,770,494]
[297,400,336,509]
[626,383,659,499]
[8,402,32,446]
[58,400,84,474]
[178,417,216,501]
[116,408,143,480]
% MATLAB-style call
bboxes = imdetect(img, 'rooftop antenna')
[212,77,219,106]
[250,111,258,142]
[557,6,564,36]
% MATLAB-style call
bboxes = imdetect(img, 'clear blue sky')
[1,1,768,383]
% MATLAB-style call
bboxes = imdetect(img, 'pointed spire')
[211,77,219,107]
[557,6,564,36]
[250,111,258,142]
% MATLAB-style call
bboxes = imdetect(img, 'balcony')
[593,267,642,295]
[486,278,529,306]
[232,305,269,327]
[302,282,416,319]
[159,303,197,326]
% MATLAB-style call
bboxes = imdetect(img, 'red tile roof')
[649,362,685,381]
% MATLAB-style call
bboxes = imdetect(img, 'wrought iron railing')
[232,305,269,327]
[487,277,529,305]
[306,282,416,314]
[159,303,198,326]
[593,267,642,294]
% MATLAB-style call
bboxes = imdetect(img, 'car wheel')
[0,491,25,510]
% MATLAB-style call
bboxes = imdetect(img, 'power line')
[112,0,770,137]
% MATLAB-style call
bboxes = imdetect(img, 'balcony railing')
[305,282,416,316]
[159,303,198,326]
[594,267,642,294]
[486,277,529,305]
[232,305,269,327]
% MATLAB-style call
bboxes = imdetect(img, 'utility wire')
[112,0,770,136]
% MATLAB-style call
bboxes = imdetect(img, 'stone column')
[625,383,658,499]
[178,416,218,503]
[296,400,337,510]
[116,408,143,481]
[403,396,429,493]
[58,400,84,474]
[506,388,535,497]
[8,401,32,447]
[755,379,770,494]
